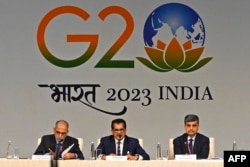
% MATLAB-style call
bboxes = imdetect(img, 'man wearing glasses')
[34,120,84,160]
[96,118,150,160]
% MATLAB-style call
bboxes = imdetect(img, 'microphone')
[118,135,122,140]
[184,141,189,154]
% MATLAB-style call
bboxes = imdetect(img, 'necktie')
[56,142,62,159]
[117,141,121,156]
[189,139,193,154]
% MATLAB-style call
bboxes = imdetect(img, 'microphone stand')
[50,158,58,167]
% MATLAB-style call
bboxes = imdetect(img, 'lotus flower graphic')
[137,38,213,72]
[138,3,213,72]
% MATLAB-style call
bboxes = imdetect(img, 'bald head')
[54,120,69,141]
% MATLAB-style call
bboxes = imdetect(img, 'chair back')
[168,138,174,160]
[208,137,215,158]
[77,138,84,152]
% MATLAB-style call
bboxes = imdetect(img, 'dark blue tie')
[189,139,193,154]
[56,142,62,159]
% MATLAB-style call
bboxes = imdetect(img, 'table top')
[0,159,224,167]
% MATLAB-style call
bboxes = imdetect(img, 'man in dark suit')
[34,120,84,160]
[96,118,150,160]
[173,114,209,159]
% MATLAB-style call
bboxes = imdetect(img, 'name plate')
[32,155,52,160]
[175,154,196,160]
[106,156,127,161]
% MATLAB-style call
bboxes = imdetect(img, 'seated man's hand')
[127,154,139,160]
[62,153,76,159]
[101,153,116,160]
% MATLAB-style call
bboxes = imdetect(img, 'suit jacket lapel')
[110,137,116,154]
[50,135,57,151]
[122,136,128,155]
[182,134,188,154]
[193,133,200,154]
[62,137,68,151]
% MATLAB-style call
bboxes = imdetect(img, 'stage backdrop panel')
[0,0,249,159]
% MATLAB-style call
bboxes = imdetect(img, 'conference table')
[0,159,223,167]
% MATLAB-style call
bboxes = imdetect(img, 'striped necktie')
[56,142,62,159]
[188,139,193,154]
[117,141,121,156]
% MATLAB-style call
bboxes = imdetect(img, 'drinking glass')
[13,147,20,159]
[162,149,168,160]
[95,149,102,160]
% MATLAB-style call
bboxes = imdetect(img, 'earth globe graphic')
[143,3,205,48]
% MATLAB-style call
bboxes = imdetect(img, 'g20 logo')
[37,3,212,72]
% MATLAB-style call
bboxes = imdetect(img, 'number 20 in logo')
[37,5,134,68]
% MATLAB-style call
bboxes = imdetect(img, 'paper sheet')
[61,143,74,158]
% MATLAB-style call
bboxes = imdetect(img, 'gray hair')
[55,120,69,128]
[184,114,199,124]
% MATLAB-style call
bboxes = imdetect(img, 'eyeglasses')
[113,128,125,132]
[55,131,67,135]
